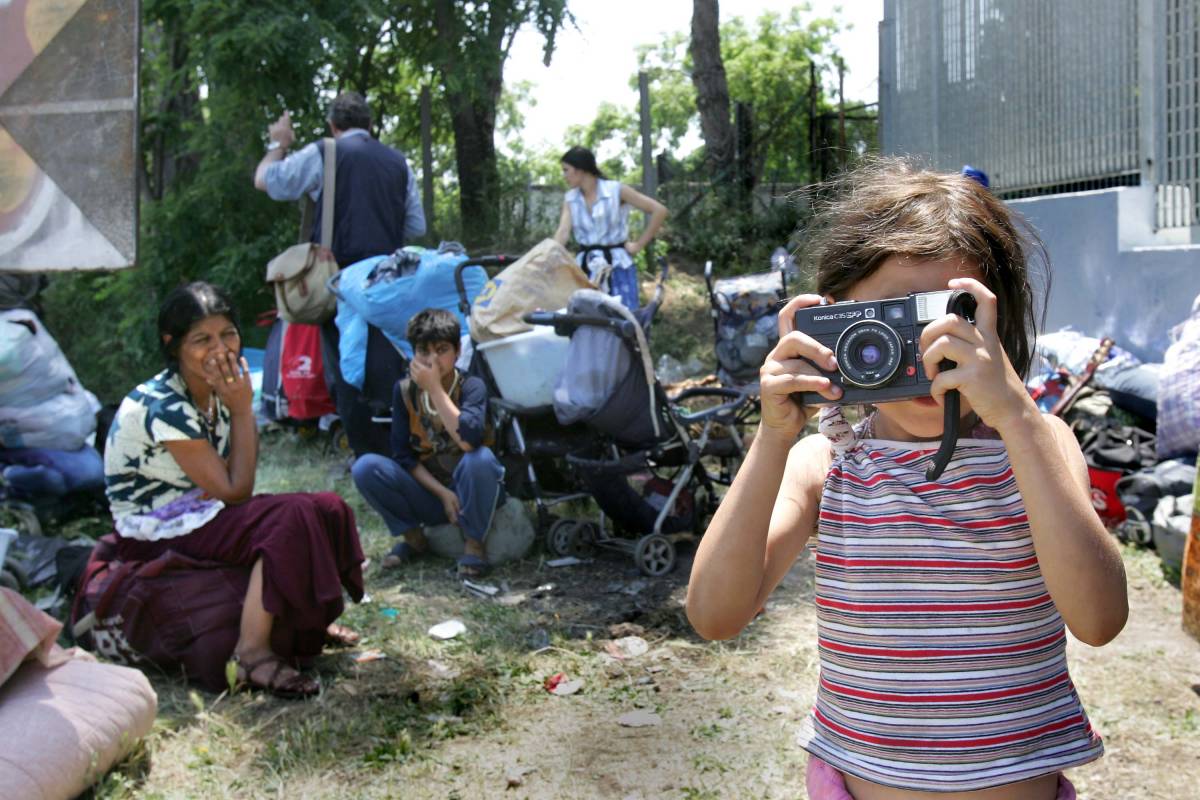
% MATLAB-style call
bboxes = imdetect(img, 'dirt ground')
[97,446,1200,799]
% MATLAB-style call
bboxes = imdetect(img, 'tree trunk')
[433,0,503,246]
[446,95,500,245]
[689,0,734,184]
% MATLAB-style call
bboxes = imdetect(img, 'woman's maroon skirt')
[102,492,364,686]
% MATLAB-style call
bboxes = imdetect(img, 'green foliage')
[44,1,568,401]
[564,5,878,270]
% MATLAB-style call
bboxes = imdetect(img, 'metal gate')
[881,0,1196,232]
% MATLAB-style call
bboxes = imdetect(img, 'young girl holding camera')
[687,158,1127,800]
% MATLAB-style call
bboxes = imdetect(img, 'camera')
[791,289,976,406]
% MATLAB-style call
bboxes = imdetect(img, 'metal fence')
[1162,0,1199,227]
[881,0,1199,232]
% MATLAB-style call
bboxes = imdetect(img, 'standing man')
[253,91,425,456]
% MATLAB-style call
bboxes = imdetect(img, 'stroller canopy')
[552,290,661,447]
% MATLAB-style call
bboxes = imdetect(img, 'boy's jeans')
[351,447,504,543]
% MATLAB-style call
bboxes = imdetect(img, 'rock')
[423,496,535,563]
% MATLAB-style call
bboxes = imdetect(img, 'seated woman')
[553,145,668,310]
[101,282,364,698]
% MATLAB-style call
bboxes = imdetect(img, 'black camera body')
[792,289,977,406]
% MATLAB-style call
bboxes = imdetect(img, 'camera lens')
[835,320,903,388]
[858,343,882,366]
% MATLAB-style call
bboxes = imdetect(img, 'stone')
[423,496,535,564]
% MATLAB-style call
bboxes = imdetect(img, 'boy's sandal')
[381,541,423,570]
[324,623,361,648]
[456,553,490,579]
[234,653,319,699]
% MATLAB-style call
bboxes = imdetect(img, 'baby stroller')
[460,258,751,575]
[526,278,751,575]
[703,254,793,390]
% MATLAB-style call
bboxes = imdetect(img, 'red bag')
[280,323,336,419]
[1087,466,1127,527]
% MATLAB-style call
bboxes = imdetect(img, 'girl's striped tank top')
[796,409,1104,792]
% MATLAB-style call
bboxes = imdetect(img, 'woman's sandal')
[234,653,319,699]
[456,553,490,579]
[324,622,360,648]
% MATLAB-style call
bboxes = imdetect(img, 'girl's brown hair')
[803,157,1047,378]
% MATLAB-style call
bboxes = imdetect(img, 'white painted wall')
[1009,186,1200,362]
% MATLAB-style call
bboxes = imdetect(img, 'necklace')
[420,372,460,417]
[198,394,217,433]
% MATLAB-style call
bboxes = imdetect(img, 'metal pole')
[638,70,656,265]
[838,58,847,166]
[1138,0,1166,226]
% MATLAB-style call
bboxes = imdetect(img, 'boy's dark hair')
[802,156,1048,379]
[328,91,371,132]
[157,281,241,368]
[406,308,460,350]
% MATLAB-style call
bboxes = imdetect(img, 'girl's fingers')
[920,335,977,380]
[947,277,998,335]
[777,294,826,338]
[772,330,837,369]
[761,372,841,402]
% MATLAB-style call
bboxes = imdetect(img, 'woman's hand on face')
[758,294,843,442]
[205,352,253,416]
[919,277,1035,433]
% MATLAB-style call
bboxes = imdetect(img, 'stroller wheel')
[634,534,676,577]
[546,518,579,557]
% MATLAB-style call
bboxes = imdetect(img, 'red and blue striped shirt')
[796,411,1104,791]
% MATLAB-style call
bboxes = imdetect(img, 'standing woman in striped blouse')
[687,158,1128,800]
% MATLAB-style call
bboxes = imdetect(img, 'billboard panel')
[0,0,138,271]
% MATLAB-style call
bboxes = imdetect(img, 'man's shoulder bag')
[265,137,339,324]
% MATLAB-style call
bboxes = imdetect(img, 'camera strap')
[925,290,978,481]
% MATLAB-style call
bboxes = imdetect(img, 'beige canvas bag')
[468,239,595,343]
[264,138,339,324]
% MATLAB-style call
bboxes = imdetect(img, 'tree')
[400,1,572,246]
[689,0,734,186]
[45,0,430,401]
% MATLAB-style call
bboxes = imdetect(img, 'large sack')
[333,247,486,389]
[469,239,593,343]
[1157,293,1200,459]
[0,309,80,406]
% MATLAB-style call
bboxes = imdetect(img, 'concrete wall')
[1009,186,1200,362]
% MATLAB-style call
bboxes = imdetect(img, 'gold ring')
[225,377,234,383]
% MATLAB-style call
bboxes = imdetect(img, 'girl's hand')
[623,241,642,256]
[758,294,844,442]
[205,352,253,417]
[919,277,1037,434]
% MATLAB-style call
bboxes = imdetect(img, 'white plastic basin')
[476,324,570,408]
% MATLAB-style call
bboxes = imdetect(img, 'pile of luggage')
[1030,293,1200,572]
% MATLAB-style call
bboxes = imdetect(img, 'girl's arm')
[164,353,257,504]
[553,201,572,246]
[688,293,843,640]
[998,411,1128,646]
[688,431,830,640]
[921,277,1128,646]
[618,184,668,255]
